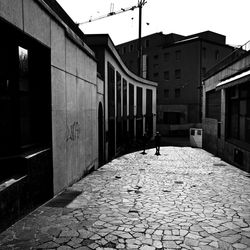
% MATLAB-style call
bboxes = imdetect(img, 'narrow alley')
[1,147,250,250]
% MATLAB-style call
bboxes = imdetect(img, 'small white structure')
[190,128,203,148]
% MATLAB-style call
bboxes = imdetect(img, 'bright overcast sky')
[57,0,250,47]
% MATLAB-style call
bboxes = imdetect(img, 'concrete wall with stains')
[50,13,98,194]
[0,0,98,194]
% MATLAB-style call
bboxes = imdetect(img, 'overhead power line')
[76,4,140,26]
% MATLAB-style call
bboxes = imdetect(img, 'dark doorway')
[98,102,104,165]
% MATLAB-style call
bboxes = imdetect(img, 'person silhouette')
[141,130,148,155]
[155,131,161,155]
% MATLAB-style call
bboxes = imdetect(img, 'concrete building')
[0,0,157,231]
[116,31,234,135]
[0,0,99,229]
[85,34,157,161]
[203,41,250,172]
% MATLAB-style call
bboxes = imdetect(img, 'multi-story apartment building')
[116,31,235,135]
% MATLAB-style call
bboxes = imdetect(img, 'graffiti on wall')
[66,121,80,141]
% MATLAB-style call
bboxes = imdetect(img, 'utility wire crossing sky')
[57,0,250,47]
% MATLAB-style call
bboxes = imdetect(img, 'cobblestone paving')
[1,147,250,250]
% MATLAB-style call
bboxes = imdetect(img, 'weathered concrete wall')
[24,0,51,46]
[0,0,98,194]
[223,142,250,172]
[202,118,218,156]
[0,0,23,30]
[50,35,97,194]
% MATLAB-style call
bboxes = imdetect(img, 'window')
[206,90,221,119]
[175,69,181,79]
[202,67,206,76]
[227,83,250,144]
[129,83,134,117]
[175,50,181,60]
[108,63,115,118]
[164,71,170,80]
[123,79,127,118]
[123,46,126,54]
[145,39,149,48]
[164,52,170,61]
[137,87,143,117]
[116,72,121,118]
[116,72,122,147]
[129,83,134,138]
[0,36,51,157]
[129,44,134,52]
[215,50,220,60]
[123,79,127,132]
[164,89,169,98]
[153,72,159,78]
[146,89,153,135]
[154,54,159,60]
[202,47,206,59]
[136,87,143,138]
[175,88,180,98]
[153,63,159,68]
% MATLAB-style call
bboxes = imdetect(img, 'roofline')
[86,34,158,88]
[116,32,165,47]
[203,50,250,80]
[162,36,235,50]
[35,0,96,60]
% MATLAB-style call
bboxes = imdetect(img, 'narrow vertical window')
[175,88,180,98]
[175,50,181,60]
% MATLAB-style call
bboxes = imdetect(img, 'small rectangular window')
[153,72,159,78]
[164,71,169,80]
[123,46,126,54]
[175,69,181,79]
[164,52,169,61]
[164,89,169,98]
[202,47,206,59]
[202,67,206,76]
[145,39,149,48]
[175,88,180,98]
[175,50,181,60]
[129,44,134,52]
[154,54,159,60]
[215,50,220,60]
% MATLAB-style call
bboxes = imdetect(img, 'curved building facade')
[86,35,157,160]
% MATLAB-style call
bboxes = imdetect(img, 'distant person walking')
[141,130,148,154]
[155,131,161,155]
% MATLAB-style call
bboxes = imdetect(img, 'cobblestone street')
[1,147,250,250]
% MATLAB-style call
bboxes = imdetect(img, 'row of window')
[107,62,153,118]
[163,88,181,98]
[153,69,181,80]
[153,48,220,62]
[153,67,207,80]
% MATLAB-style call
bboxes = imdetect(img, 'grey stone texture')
[0,147,250,249]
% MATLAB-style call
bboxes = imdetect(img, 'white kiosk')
[190,128,203,148]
